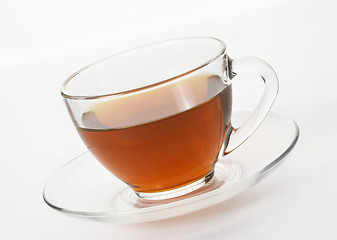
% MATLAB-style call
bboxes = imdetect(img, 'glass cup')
[61,37,278,200]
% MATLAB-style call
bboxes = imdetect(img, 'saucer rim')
[43,110,299,222]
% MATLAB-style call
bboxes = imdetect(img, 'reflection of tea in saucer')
[120,161,243,208]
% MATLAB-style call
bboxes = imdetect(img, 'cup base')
[135,171,215,201]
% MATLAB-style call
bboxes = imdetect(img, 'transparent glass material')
[60,37,279,200]
[62,38,228,129]
[43,110,299,223]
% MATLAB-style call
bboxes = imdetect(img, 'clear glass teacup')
[61,37,278,200]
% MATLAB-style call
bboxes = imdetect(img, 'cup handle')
[224,56,279,154]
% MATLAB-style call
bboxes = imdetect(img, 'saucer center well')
[114,161,243,209]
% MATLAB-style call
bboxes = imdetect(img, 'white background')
[1,0,337,239]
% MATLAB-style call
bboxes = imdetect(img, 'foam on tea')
[78,74,232,193]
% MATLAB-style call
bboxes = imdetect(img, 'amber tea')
[77,75,232,193]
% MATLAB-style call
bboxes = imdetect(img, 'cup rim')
[61,36,226,100]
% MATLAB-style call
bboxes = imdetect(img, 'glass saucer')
[43,110,299,223]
